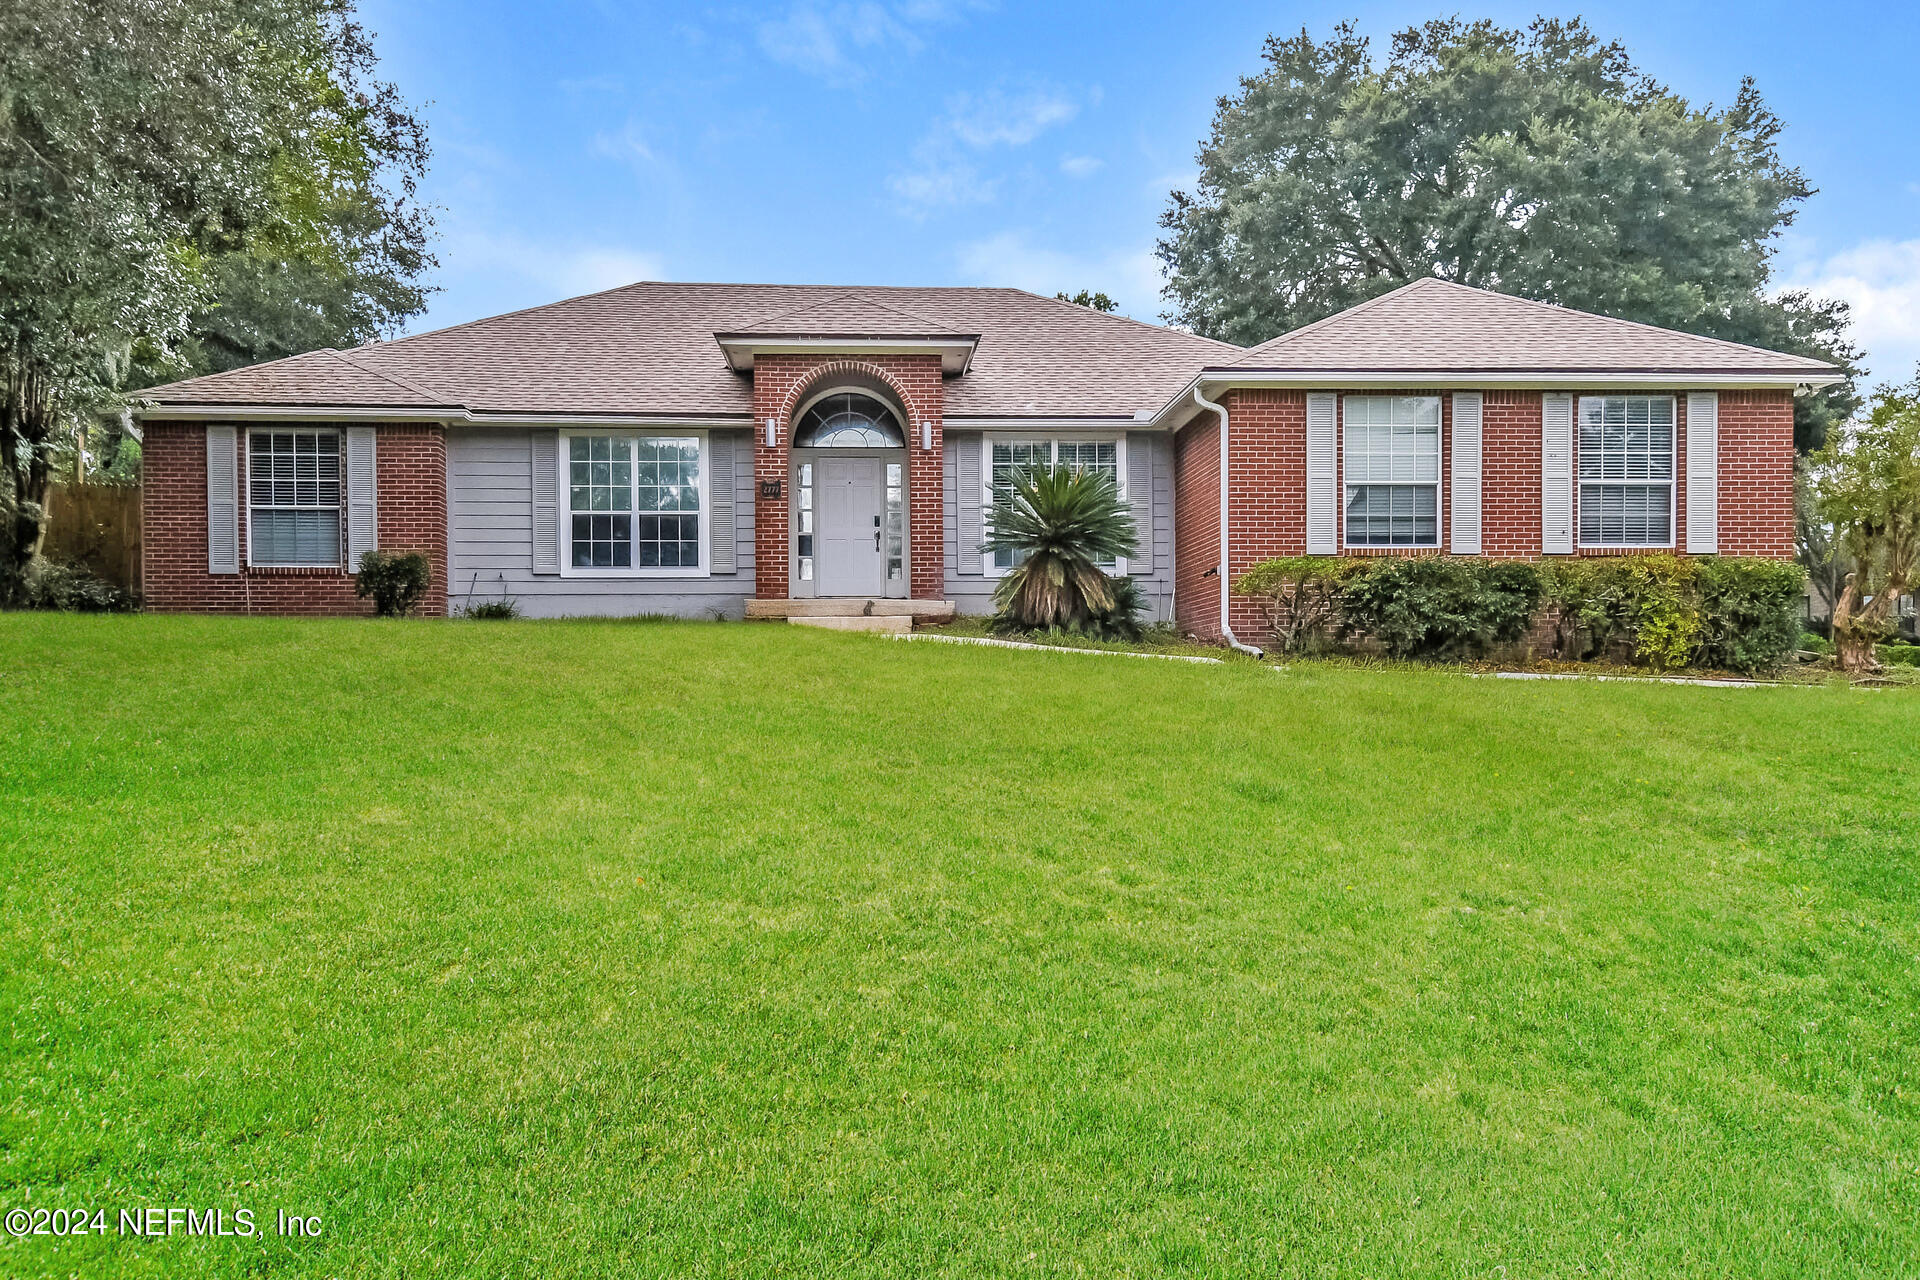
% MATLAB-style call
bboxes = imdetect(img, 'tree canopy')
[0,0,431,598]
[1157,17,1857,452]
[1054,290,1120,314]
[1809,379,1920,672]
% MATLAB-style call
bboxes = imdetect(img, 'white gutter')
[1192,383,1262,659]
[1145,368,1846,431]
[132,404,757,427]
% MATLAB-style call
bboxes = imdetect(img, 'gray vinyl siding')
[447,426,755,619]
[941,430,1175,622]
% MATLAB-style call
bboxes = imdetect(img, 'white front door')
[816,457,885,596]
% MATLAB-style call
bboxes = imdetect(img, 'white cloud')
[1060,154,1103,178]
[447,229,666,299]
[956,231,1166,319]
[591,117,658,172]
[756,3,921,83]
[889,158,995,208]
[1786,238,1920,387]
[945,87,1079,147]
[890,83,1083,213]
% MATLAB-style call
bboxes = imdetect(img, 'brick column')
[750,353,946,601]
[751,367,794,601]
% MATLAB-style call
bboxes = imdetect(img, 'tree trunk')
[1830,572,1887,675]
[1,360,59,606]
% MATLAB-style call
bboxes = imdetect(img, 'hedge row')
[1236,554,1806,674]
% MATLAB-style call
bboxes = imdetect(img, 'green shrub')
[1693,557,1806,673]
[355,551,432,618]
[462,599,520,620]
[1879,642,1920,667]
[1337,557,1543,660]
[26,560,134,612]
[1800,631,1834,655]
[1237,552,1806,673]
[1235,556,1376,652]
[1544,554,1700,670]
[1084,573,1146,642]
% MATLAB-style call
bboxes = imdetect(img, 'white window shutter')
[1686,392,1719,554]
[708,432,736,573]
[205,425,239,574]
[956,434,983,575]
[344,426,377,571]
[531,429,560,574]
[1541,393,1574,554]
[1306,392,1338,554]
[1450,392,1483,554]
[1126,433,1152,574]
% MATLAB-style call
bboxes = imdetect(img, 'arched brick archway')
[751,354,946,601]
[776,360,922,433]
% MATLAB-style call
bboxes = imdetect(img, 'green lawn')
[3,616,1917,1278]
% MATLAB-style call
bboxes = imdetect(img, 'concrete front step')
[788,614,913,634]
[746,598,956,622]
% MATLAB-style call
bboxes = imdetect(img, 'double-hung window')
[986,436,1122,571]
[564,433,705,573]
[1344,396,1440,546]
[1578,395,1674,547]
[248,430,341,566]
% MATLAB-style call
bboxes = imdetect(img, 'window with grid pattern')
[248,430,341,565]
[988,438,1121,570]
[565,434,702,571]
[1343,396,1439,546]
[1578,395,1673,546]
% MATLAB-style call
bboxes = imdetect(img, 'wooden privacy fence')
[45,483,142,596]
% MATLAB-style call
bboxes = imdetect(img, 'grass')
[3,614,1917,1278]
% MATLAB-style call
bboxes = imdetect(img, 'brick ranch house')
[136,278,1840,645]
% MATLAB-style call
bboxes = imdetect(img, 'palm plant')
[982,464,1141,637]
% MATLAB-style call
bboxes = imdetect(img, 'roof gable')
[1223,278,1836,375]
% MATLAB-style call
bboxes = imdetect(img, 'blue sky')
[361,0,1920,383]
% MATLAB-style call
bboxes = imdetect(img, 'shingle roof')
[144,282,1240,420]
[1221,278,1837,375]
[146,347,461,408]
[723,290,970,338]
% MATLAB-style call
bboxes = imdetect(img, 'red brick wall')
[1480,391,1544,557]
[142,421,448,616]
[749,354,946,600]
[1716,390,1795,556]
[1173,386,1797,642]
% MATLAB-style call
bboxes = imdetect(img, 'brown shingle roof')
[1221,278,1837,375]
[724,290,969,338]
[145,347,461,408]
[144,282,1240,420]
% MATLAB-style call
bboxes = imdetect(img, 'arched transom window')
[793,392,905,448]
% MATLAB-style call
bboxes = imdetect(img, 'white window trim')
[1575,394,1678,551]
[1340,395,1443,551]
[556,427,711,578]
[980,431,1129,577]
[244,426,345,569]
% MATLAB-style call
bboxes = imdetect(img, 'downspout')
[1192,384,1263,658]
